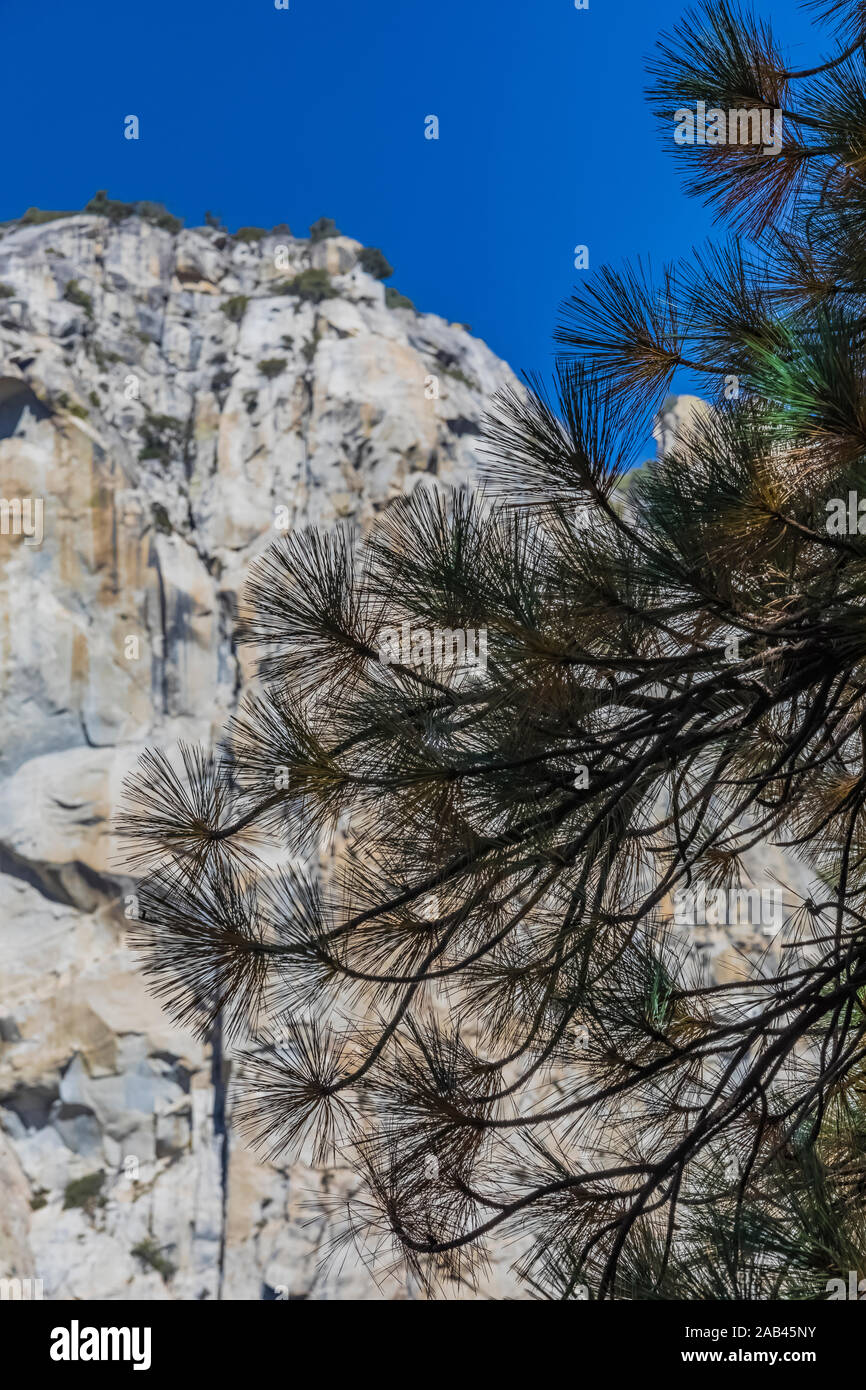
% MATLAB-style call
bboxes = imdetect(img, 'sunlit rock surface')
[0,210,517,1300]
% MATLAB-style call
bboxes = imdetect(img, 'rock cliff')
[0,207,516,1299]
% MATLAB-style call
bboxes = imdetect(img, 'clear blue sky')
[1,0,818,379]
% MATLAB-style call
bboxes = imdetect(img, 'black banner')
[3,1295,861,1377]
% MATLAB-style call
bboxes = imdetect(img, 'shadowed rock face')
[0,211,519,1300]
[0,378,51,440]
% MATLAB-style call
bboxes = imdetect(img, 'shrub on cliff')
[358,247,394,280]
[276,269,338,304]
[310,217,340,243]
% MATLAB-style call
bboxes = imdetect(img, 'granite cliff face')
[0,210,517,1299]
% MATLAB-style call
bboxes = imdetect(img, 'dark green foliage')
[385,287,414,311]
[85,191,183,233]
[151,503,173,534]
[235,227,267,243]
[257,357,287,379]
[135,200,183,234]
[147,413,183,432]
[139,412,184,466]
[276,269,338,304]
[16,193,182,232]
[309,217,340,242]
[358,247,394,280]
[63,279,93,317]
[55,391,89,419]
[220,295,249,322]
[131,1239,176,1281]
[84,191,136,222]
[63,1171,105,1213]
[0,282,15,298]
[20,207,77,226]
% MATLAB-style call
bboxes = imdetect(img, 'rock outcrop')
[0,209,517,1299]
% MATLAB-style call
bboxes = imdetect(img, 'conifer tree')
[119,0,866,1298]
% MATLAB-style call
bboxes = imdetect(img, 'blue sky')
[1,0,818,382]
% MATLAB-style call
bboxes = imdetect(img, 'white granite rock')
[0,209,518,1300]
